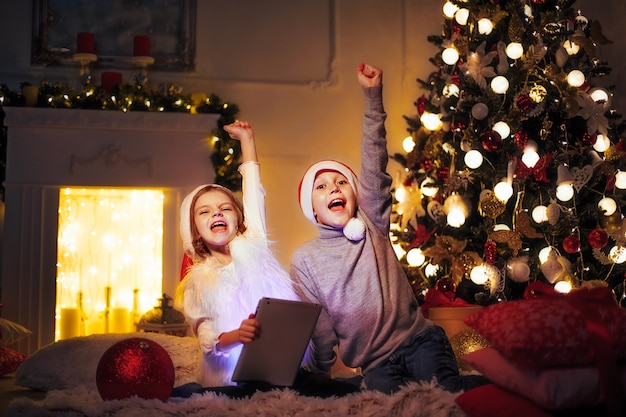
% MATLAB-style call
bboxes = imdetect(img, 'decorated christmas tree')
[392,0,626,306]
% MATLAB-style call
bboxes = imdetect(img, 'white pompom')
[343,217,366,242]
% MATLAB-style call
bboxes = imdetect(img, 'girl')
[175,121,298,387]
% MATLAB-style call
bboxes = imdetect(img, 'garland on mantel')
[0,80,242,199]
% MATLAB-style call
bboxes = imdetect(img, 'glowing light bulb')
[521,150,540,168]
[562,40,580,55]
[567,70,585,87]
[598,197,617,216]
[615,170,626,189]
[505,42,523,59]
[420,112,443,131]
[447,209,466,228]
[464,150,483,169]
[442,1,459,19]
[477,18,493,35]
[406,248,426,267]
[589,88,609,104]
[402,136,415,153]
[593,134,611,152]
[395,186,408,203]
[442,83,460,97]
[556,184,574,201]
[554,281,572,293]
[455,8,469,25]
[609,246,626,264]
[392,243,406,260]
[494,181,513,202]
[492,121,511,139]
[532,205,548,223]
[490,76,509,94]
[420,177,439,197]
[442,47,460,65]
[539,247,555,264]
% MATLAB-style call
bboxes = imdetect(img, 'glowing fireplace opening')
[56,187,165,340]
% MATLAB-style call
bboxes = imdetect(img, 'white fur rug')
[7,382,466,417]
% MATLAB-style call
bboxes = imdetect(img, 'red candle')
[77,32,96,54]
[133,35,151,57]
[101,71,123,93]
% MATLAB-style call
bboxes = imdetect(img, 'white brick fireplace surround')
[1,107,218,354]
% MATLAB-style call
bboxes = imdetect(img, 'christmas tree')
[392,0,626,306]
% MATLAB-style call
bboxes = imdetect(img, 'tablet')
[231,297,321,386]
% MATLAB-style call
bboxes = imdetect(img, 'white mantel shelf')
[1,107,220,354]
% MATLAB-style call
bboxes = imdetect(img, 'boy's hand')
[224,121,254,142]
[357,63,382,88]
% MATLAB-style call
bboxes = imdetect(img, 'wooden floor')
[0,373,45,414]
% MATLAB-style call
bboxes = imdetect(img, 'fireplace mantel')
[1,107,219,354]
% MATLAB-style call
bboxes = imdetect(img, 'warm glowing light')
[406,248,426,267]
[567,70,585,87]
[477,18,493,35]
[444,194,469,228]
[562,40,580,55]
[539,246,555,264]
[395,186,408,204]
[470,264,497,285]
[424,263,439,277]
[492,121,510,139]
[598,197,617,216]
[442,47,460,65]
[493,224,510,231]
[556,184,574,201]
[56,188,164,340]
[442,83,460,97]
[490,76,509,94]
[402,135,416,153]
[589,88,610,104]
[522,150,540,168]
[494,181,513,202]
[592,134,610,152]
[505,42,523,59]
[420,111,443,131]
[554,281,572,293]
[615,170,626,189]
[464,150,484,169]
[420,177,439,197]
[442,1,459,19]
[531,205,548,223]
[609,246,626,263]
[393,243,407,260]
[455,8,469,25]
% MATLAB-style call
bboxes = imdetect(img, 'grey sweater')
[290,85,431,374]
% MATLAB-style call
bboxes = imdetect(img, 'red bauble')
[96,337,175,402]
[435,278,457,300]
[588,227,609,249]
[513,131,528,149]
[484,240,498,264]
[481,130,503,152]
[516,95,534,112]
[562,235,581,254]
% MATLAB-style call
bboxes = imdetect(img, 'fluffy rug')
[7,382,466,417]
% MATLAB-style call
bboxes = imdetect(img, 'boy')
[290,63,488,394]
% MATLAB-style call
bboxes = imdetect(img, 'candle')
[77,32,96,54]
[133,35,151,57]
[101,71,123,93]
[110,307,130,333]
[60,307,81,339]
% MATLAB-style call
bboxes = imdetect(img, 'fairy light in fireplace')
[55,188,164,340]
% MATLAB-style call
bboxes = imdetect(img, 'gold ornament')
[450,327,491,372]
[516,210,544,239]
[479,191,506,218]
[489,230,523,256]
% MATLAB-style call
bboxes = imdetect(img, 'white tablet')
[231,297,321,386]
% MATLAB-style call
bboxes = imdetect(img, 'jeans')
[363,325,489,394]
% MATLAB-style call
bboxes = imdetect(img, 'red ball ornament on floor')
[562,235,581,254]
[96,337,175,402]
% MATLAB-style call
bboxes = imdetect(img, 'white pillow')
[463,347,626,410]
[0,318,33,346]
[15,332,200,391]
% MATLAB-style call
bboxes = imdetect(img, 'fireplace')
[1,107,219,354]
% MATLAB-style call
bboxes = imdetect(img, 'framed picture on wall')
[31,0,196,71]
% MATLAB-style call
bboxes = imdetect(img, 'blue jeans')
[363,325,489,394]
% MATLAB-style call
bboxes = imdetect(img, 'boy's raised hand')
[224,120,253,142]
[357,63,382,88]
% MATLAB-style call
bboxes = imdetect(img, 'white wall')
[1,0,624,270]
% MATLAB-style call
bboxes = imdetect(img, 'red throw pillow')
[455,384,553,417]
[0,346,26,376]
[464,289,626,368]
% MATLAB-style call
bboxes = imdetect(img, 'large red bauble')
[481,130,503,152]
[587,227,609,249]
[435,277,457,300]
[96,337,175,402]
[562,235,581,254]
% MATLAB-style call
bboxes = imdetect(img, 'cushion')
[0,318,33,346]
[463,289,626,368]
[15,332,200,391]
[455,383,552,417]
[0,346,27,376]
[463,347,626,410]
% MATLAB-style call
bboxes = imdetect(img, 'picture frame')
[31,0,196,71]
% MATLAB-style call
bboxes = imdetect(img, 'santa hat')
[298,160,365,241]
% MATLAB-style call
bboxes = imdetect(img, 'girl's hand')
[238,313,262,344]
[356,63,382,88]
[224,121,254,142]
